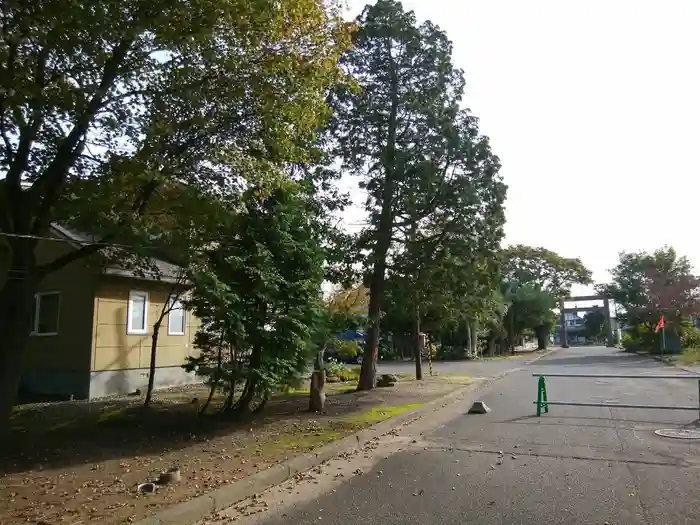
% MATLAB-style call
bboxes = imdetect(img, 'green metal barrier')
[536,375,548,416]
[533,373,700,415]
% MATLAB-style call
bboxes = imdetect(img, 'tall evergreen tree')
[329,0,505,389]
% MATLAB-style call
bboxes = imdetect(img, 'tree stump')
[309,370,326,413]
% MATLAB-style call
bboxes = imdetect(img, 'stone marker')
[468,401,491,414]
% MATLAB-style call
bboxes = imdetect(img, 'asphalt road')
[235,346,700,525]
[377,352,544,378]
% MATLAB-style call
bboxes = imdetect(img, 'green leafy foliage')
[502,245,593,298]
[597,247,700,332]
[0,0,353,422]
[333,340,361,360]
[498,246,592,351]
[184,182,325,415]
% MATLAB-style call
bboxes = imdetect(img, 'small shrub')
[333,367,361,382]
[325,357,346,376]
[681,326,700,349]
[335,340,360,360]
[324,357,360,382]
[620,333,638,351]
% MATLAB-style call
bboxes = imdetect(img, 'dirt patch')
[0,376,469,525]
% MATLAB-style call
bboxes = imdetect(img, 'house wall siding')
[89,278,201,398]
[22,239,97,399]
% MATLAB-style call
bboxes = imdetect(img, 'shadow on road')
[532,352,656,368]
[499,415,698,427]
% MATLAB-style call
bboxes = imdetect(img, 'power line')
[0,231,144,250]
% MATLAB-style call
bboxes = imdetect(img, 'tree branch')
[30,38,134,235]
[5,45,49,192]
[35,179,159,279]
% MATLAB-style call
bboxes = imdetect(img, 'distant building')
[553,312,585,345]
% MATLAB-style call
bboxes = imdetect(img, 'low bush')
[680,325,700,349]
[325,357,360,382]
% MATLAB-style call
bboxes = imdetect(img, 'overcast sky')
[341,0,700,296]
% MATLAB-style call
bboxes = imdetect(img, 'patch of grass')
[678,347,700,365]
[11,404,41,419]
[97,407,131,423]
[255,403,424,456]
[49,419,77,431]
[255,428,343,455]
[343,403,423,426]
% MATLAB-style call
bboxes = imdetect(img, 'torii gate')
[559,295,614,348]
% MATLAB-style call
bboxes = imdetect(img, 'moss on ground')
[255,429,344,455]
[343,403,423,426]
[254,403,423,456]
[431,374,478,385]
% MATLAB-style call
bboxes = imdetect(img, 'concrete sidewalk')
[208,346,700,525]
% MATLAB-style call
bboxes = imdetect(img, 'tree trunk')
[358,275,382,390]
[200,381,217,416]
[508,308,516,355]
[413,305,423,380]
[358,58,399,391]
[535,325,549,351]
[144,318,163,408]
[235,344,262,414]
[0,245,37,430]
[235,376,257,414]
[200,331,225,415]
[464,323,471,358]
[470,320,479,357]
[223,343,238,411]
[308,370,326,412]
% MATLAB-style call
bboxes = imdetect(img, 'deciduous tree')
[184,182,325,415]
[0,0,350,424]
[597,247,700,332]
[501,246,592,350]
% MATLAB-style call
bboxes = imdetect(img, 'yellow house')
[22,224,201,400]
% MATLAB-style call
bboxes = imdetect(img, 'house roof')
[49,224,187,285]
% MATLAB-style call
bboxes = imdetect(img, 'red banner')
[654,315,665,334]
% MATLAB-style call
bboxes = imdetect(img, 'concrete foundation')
[88,365,201,398]
[19,369,91,400]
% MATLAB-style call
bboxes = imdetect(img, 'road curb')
[135,348,559,525]
[631,350,700,375]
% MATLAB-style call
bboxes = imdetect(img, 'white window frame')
[30,291,60,336]
[167,296,187,336]
[127,290,149,335]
